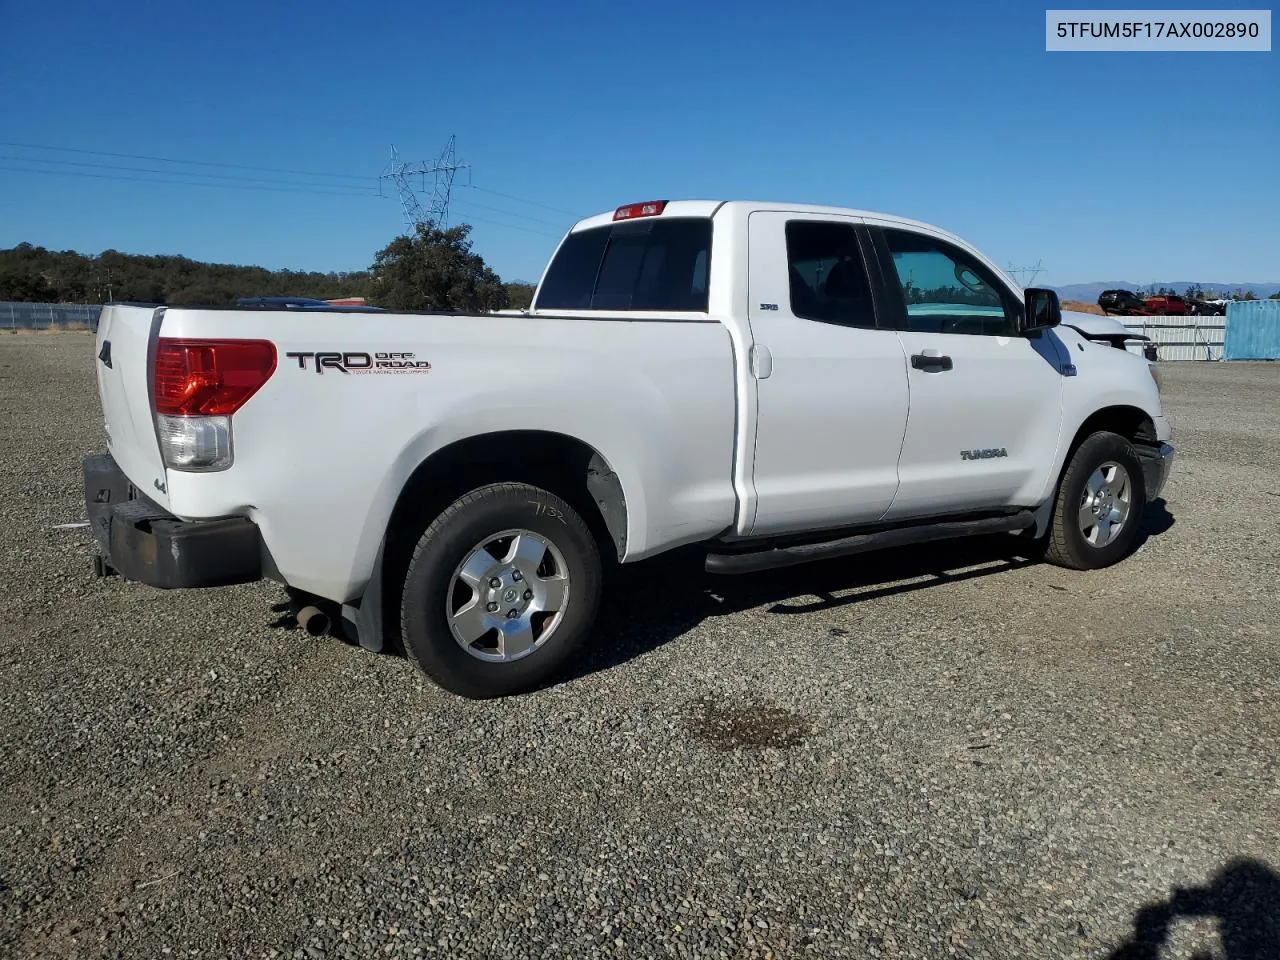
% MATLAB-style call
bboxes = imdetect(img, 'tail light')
[613,200,668,221]
[151,338,276,471]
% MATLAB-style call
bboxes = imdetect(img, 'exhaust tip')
[296,605,330,637]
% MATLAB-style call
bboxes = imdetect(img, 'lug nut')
[488,577,501,589]
[511,570,523,582]
[506,609,519,619]
[524,590,533,601]
[486,602,499,613]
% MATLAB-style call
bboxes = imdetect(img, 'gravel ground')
[1,331,1277,959]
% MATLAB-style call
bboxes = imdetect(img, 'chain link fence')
[2,302,103,330]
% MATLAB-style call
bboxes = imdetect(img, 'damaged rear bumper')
[83,453,262,589]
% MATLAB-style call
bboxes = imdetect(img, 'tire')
[399,482,602,699]
[1043,431,1147,570]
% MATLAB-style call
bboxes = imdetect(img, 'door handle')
[910,353,952,371]
[750,343,773,379]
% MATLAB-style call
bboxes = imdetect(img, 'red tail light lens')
[613,200,668,221]
[152,338,276,416]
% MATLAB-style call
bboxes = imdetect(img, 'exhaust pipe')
[296,605,330,637]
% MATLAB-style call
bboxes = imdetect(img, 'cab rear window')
[534,218,711,312]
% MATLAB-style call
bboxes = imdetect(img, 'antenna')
[378,135,470,233]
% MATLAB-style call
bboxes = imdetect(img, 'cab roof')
[567,200,1016,292]
[570,199,953,237]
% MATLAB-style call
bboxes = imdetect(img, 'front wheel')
[1042,431,1147,570]
[399,482,602,699]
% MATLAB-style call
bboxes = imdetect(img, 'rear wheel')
[1043,431,1147,570]
[399,482,602,699]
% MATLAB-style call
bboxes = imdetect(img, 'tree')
[369,222,509,312]
[504,282,536,310]
[1,244,371,304]
[1270,291,1280,299]
[0,266,56,302]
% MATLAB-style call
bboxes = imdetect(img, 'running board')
[704,511,1036,575]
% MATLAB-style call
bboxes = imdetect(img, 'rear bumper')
[83,453,262,589]
[1140,442,1175,502]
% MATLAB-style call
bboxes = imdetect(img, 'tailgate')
[94,305,170,508]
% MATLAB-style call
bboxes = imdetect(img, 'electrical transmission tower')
[379,135,469,233]
[1005,259,1045,288]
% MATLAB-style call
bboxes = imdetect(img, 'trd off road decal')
[284,351,431,375]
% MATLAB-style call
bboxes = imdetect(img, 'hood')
[1060,310,1148,342]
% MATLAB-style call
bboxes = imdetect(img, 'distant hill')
[0,242,532,308]
[0,242,371,305]
[1053,281,1280,302]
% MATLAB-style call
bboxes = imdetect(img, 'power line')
[448,206,564,238]
[0,140,371,181]
[0,164,564,237]
[0,139,583,221]
[451,196,569,228]
[0,154,381,193]
[0,164,383,199]
[465,184,581,217]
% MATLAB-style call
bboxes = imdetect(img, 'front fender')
[1037,328,1166,505]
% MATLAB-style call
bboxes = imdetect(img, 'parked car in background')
[235,297,385,313]
[1098,289,1148,315]
[1189,299,1227,316]
[1142,294,1189,316]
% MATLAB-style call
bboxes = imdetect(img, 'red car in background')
[1143,294,1189,315]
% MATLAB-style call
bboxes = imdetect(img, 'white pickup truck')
[85,199,1173,698]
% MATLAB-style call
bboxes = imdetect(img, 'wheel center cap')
[503,588,518,603]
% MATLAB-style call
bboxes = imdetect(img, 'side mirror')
[1023,287,1062,333]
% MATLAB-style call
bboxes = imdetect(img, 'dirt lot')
[1061,300,1107,316]
[1,332,1277,959]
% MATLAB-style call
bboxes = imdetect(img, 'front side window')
[534,218,711,312]
[881,229,1017,336]
[783,221,877,328]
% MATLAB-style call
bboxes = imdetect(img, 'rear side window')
[784,220,877,328]
[534,218,712,312]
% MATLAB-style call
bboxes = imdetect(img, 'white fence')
[1120,317,1225,361]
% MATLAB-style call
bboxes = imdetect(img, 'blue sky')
[0,0,1275,286]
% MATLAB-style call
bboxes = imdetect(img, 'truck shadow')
[1106,857,1280,960]
[563,498,1174,684]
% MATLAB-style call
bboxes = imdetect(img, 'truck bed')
[94,303,741,601]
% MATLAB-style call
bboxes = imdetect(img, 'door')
[746,212,911,537]
[869,226,1066,519]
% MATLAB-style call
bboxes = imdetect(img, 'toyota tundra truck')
[84,200,1174,698]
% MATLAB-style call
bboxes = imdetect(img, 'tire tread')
[399,482,600,698]
[1044,431,1146,570]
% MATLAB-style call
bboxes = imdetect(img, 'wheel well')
[383,428,625,570]
[1026,405,1158,541]
[367,431,627,654]
[1067,405,1158,459]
